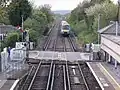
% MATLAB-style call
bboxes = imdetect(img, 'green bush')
[5,32,19,48]
[29,30,39,45]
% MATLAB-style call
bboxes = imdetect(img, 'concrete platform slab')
[0,80,15,90]
[87,62,120,90]
[101,63,120,87]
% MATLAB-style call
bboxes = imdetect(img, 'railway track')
[79,62,101,90]
[43,21,78,52]
[18,66,37,90]
[50,65,65,90]
[19,21,101,90]
[19,61,101,90]
[20,61,54,90]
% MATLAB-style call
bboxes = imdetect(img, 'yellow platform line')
[98,63,120,90]
[87,62,104,90]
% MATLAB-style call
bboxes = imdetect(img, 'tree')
[68,0,117,44]
[0,8,10,24]
[90,0,111,5]
[5,32,19,48]
[85,1,117,28]
[39,4,53,23]
[0,0,11,7]
[29,29,38,46]
[24,10,47,35]
[8,0,32,26]
[24,4,54,47]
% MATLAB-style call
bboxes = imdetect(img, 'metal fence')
[2,59,29,80]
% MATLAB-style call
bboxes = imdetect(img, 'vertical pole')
[98,14,100,44]
[108,54,111,62]
[22,15,24,31]
[104,51,106,61]
[26,30,29,61]
[115,60,117,69]
[22,15,24,42]
[116,1,120,36]
[116,21,118,36]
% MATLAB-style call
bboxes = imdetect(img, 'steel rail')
[63,34,71,90]
[44,24,56,50]
[27,61,42,90]
[63,65,67,90]
[68,36,77,52]
[67,37,74,52]
[63,37,67,52]
[53,22,61,51]
[46,61,54,90]
[50,64,56,90]
[77,62,90,90]
[53,39,57,51]
[53,29,59,51]
[66,61,71,90]
[44,36,52,50]
[20,66,35,90]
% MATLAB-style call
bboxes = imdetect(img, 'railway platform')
[101,63,120,86]
[0,69,28,90]
[87,62,120,90]
[0,73,15,90]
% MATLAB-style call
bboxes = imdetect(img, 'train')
[60,21,70,36]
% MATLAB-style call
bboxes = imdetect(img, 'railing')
[2,58,29,80]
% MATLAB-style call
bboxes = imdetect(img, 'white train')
[60,21,70,36]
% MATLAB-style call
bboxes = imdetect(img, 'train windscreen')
[62,25,70,30]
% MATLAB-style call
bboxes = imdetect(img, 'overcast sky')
[30,0,82,10]
[29,0,117,11]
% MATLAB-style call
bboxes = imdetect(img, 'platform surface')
[87,62,120,90]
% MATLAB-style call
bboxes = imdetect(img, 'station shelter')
[98,23,120,68]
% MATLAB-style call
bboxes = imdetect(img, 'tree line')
[0,0,54,51]
[68,0,118,45]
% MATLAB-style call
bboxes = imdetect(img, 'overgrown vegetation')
[8,0,32,26]
[5,32,20,48]
[0,0,54,50]
[68,0,118,45]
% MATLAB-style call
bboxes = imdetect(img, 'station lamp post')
[25,30,29,62]
[116,0,120,36]
[115,0,120,69]
[117,0,120,21]
[98,14,101,44]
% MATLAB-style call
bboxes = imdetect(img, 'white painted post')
[116,21,118,36]
[115,60,117,69]
[108,54,111,62]
[1,48,8,72]
[98,14,101,44]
